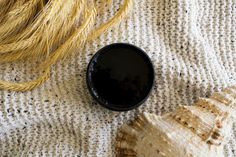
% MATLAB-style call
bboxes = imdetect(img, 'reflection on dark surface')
[89,45,154,109]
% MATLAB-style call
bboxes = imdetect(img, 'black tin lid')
[86,43,155,111]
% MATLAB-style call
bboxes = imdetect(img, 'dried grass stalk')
[0,0,133,91]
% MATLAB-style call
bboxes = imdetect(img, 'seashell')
[116,86,236,157]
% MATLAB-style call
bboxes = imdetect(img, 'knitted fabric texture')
[0,0,236,156]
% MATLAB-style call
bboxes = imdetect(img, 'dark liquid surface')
[88,44,154,110]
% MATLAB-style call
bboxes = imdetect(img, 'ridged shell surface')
[116,86,236,157]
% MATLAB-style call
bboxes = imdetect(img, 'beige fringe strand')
[0,0,133,91]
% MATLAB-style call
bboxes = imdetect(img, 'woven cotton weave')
[0,0,236,156]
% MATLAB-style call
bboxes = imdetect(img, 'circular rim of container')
[86,43,155,111]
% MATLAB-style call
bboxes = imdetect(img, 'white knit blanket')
[0,0,236,156]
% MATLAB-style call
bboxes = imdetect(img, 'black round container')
[86,43,155,111]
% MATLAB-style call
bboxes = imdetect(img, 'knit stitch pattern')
[0,0,236,156]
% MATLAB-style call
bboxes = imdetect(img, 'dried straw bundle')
[0,0,133,91]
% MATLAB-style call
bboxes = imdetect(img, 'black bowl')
[86,43,155,111]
